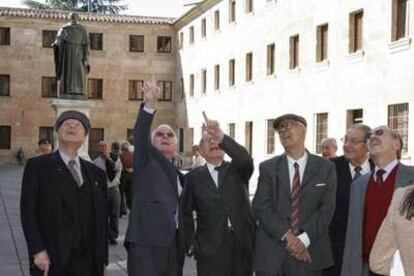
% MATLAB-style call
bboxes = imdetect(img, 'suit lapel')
[301,154,317,190]
[151,147,178,193]
[396,163,414,188]
[201,165,219,191]
[50,151,76,211]
[218,162,230,190]
[275,154,291,195]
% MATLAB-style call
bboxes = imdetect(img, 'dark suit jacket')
[253,153,337,275]
[125,104,186,259]
[341,163,414,276]
[20,151,108,276]
[184,135,255,262]
[325,156,374,275]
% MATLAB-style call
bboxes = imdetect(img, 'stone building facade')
[175,0,414,191]
[1,1,414,193]
[0,7,178,163]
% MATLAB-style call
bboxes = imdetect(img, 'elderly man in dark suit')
[253,114,337,276]
[323,124,374,276]
[20,110,108,276]
[124,80,186,276]
[341,126,414,276]
[184,115,255,276]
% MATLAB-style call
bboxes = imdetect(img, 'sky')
[0,0,195,18]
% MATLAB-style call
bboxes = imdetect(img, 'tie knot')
[214,164,223,171]
[354,166,362,172]
[293,162,299,170]
[376,169,385,180]
[69,159,76,167]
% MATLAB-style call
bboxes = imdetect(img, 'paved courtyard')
[0,164,196,276]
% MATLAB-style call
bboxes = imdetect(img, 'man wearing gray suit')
[341,126,414,276]
[253,114,337,276]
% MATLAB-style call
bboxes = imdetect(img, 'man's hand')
[33,250,50,274]
[285,230,311,263]
[142,79,160,110]
[202,111,224,142]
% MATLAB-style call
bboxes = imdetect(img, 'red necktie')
[291,162,300,234]
[376,169,385,186]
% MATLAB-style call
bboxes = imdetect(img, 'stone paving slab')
[0,165,196,276]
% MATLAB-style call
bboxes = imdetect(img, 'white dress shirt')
[374,159,399,182]
[349,158,371,179]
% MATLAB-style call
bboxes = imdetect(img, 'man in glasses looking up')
[253,113,337,276]
[124,80,186,276]
[342,126,414,276]
[323,124,374,276]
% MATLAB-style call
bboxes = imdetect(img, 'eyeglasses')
[155,131,175,138]
[276,121,303,133]
[341,136,366,145]
[369,129,385,137]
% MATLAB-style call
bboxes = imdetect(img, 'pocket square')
[315,183,326,187]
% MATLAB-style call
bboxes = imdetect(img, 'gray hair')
[347,123,372,142]
[320,137,337,149]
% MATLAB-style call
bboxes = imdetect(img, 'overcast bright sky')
[0,0,195,17]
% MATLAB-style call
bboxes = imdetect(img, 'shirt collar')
[59,149,80,168]
[286,151,308,168]
[349,158,371,174]
[374,159,399,176]
[206,161,223,173]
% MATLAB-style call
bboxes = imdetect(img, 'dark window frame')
[130,35,144,52]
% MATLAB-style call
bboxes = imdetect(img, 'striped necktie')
[68,159,82,187]
[291,162,300,234]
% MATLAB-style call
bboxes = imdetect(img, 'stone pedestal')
[50,99,96,160]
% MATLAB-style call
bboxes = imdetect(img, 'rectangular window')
[246,52,253,82]
[349,10,363,53]
[179,128,184,153]
[245,0,253,13]
[267,119,276,154]
[228,123,235,139]
[245,121,253,155]
[229,0,236,23]
[388,103,409,155]
[128,80,144,100]
[157,36,172,53]
[214,64,220,90]
[189,74,194,96]
[179,32,184,48]
[214,10,220,30]
[89,128,104,160]
[229,59,235,86]
[0,126,11,149]
[39,127,54,145]
[189,26,194,44]
[392,0,407,41]
[290,35,299,69]
[201,18,207,38]
[0,75,10,96]
[346,109,363,129]
[267,43,275,75]
[315,113,328,154]
[41,77,57,98]
[130,35,144,52]
[180,78,184,99]
[87,78,103,99]
[201,69,207,94]
[0,27,10,45]
[42,30,57,48]
[89,32,103,51]
[157,80,172,101]
[316,24,328,62]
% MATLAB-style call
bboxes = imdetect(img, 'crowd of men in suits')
[19,79,414,276]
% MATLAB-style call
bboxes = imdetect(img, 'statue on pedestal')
[53,13,90,100]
